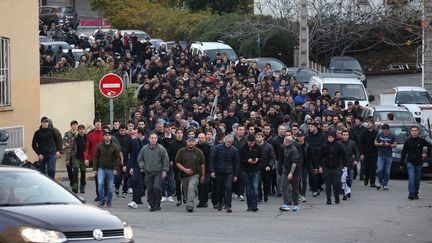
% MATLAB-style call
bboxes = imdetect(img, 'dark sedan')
[0,166,134,243]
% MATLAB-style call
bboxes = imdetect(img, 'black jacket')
[320,141,346,169]
[282,143,300,175]
[196,142,212,173]
[257,141,276,169]
[239,144,262,173]
[306,131,326,168]
[209,144,240,176]
[400,136,431,166]
[359,129,378,156]
[32,127,62,155]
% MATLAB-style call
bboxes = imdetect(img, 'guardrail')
[387,63,422,71]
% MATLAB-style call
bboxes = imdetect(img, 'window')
[0,37,11,107]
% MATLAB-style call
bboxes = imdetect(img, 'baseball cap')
[186,137,196,142]
[103,130,112,135]
[297,131,306,137]
[41,116,49,122]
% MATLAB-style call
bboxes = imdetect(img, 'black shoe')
[264,196,268,202]
[72,188,78,193]
[335,197,340,204]
[408,195,415,200]
[376,184,381,190]
[176,201,182,207]
[217,204,223,211]
[107,202,112,208]
[247,208,253,211]
[197,203,208,208]
[226,208,232,213]
[94,197,100,202]
[276,193,282,197]
[149,207,156,212]
[136,201,144,205]
[186,206,194,213]
[252,208,259,212]
[156,204,161,211]
[115,189,119,196]
[414,194,419,200]
[213,205,218,209]
[326,199,331,205]
[359,177,364,181]
[364,180,368,186]
[98,201,105,207]
[342,195,347,200]
[80,187,85,193]
[347,193,351,198]
[370,184,376,188]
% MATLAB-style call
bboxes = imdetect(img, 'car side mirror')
[368,95,375,102]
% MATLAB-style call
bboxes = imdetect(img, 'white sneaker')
[167,196,174,202]
[161,197,167,202]
[127,188,133,194]
[239,195,245,201]
[300,196,307,202]
[128,201,138,209]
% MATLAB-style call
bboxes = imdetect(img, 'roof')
[371,105,410,112]
[41,41,70,45]
[374,120,421,127]
[0,165,38,173]
[191,42,233,50]
[317,73,362,83]
[395,86,427,92]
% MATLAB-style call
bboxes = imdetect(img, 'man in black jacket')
[113,124,132,197]
[167,128,186,206]
[306,122,326,197]
[359,118,378,187]
[196,133,213,208]
[271,125,286,197]
[400,126,431,200]
[256,132,276,202]
[239,136,262,212]
[32,117,62,178]
[320,132,346,205]
[279,136,301,212]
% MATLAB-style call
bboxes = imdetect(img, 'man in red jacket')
[84,118,104,201]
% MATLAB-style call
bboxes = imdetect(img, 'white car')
[190,41,238,63]
[380,86,432,126]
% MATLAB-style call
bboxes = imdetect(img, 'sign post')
[99,73,124,127]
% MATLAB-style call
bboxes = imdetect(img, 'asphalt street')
[61,175,432,243]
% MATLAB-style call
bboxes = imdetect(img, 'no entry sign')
[99,73,124,98]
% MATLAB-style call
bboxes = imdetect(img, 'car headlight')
[415,111,421,116]
[21,227,66,243]
[123,223,134,240]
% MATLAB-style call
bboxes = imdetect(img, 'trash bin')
[0,130,9,163]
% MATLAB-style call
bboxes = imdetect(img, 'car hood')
[0,204,124,232]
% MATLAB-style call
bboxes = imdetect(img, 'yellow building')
[0,0,40,160]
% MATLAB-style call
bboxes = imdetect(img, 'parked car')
[150,38,164,50]
[120,30,151,42]
[361,105,416,124]
[294,67,319,86]
[159,41,188,55]
[250,57,287,76]
[328,56,367,87]
[39,6,79,29]
[40,41,71,54]
[374,121,432,176]
[308,73,374,107]
[380,86,432,127]
[190,41,238,63]
[0,166,134,242]
[39,35,50,43]
[89,28,119,44]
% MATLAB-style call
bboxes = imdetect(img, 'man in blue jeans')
[399,126,431,200]
[93,130,121,208]
[374,123,396,190]
[239,135,262,212]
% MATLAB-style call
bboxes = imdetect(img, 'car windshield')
[205,49,238,62]
[324,83,366,100]
[59,7,74,13]
[296,70,318,84]
[0,171,82,206]
[256,60,285,73]
[395,91,432,104]
[330,59,361,71]
[384,125,432,144]
[373,111,415,122]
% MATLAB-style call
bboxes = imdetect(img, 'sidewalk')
[54,169,95,182]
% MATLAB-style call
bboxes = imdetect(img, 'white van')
[308,73,374,107]
[190,41,238,63]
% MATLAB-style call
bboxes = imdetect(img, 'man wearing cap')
[239,135,262,212]
[93,130,121,208]
[175,137,205,212]
[32,117,62,178]
[62,120,78,189]
[84,118,104,201]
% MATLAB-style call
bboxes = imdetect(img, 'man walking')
[256,132,276,203]
[84,118,104,201]
[209,134,240,213]
[127,128,148,209]
[374,123,396,190]
[138,133,170,211]
[279,136,301,212]
[400,126,431,200]
[196,133,213,208]
[70,124,87,193]
[175,137,205,212]
[338,129,359,200]
[359,118,378,187]
[93,130,121,208]
[239,135,262,212]
[62,120,78,188]
[32,116,62,178]
[113,124,132,198]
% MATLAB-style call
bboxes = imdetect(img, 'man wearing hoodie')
[32,117,62,178]
[320,132,347,205]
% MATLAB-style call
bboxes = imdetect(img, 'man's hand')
[129,168,134,176]
[287,173,293,181]
[56,152,61,159]
[113,170,118,176]
[162,171,167,179]
[248,158,253,164]
[93,171,97,176]
[184,168,194,176]
[360,154,365,161]
[84,160,89,167]
[318,167,323,173]
[140,168,145,173]
[353,161,358,166]
[200,176,205,184]
[170,161,173,166]
[210,172,216,178]
[265,166,271,172]
[233,176,238,182]
[65,160,70,165]
[122,166,127,173]
[38,154,44,161]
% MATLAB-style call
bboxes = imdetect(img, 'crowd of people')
[32,27,432,212]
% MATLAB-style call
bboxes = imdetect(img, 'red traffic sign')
[99,73,124,98]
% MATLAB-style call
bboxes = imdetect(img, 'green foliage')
[50,67,140,125]
[185,0,252,14]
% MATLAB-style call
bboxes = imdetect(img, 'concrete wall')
[40,79,95,135]
[0,0,40,160]
[424,0,432,93]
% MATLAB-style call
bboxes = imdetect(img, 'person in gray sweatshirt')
[138,133,169,211]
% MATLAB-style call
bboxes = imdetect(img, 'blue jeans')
[241,171,261,209]
[39,152,56,179]
[161,165,175,197]
[377,156,392,187]
[406,162,422,196]
[97,168,114,203]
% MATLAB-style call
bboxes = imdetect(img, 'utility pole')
[299,0,309,68]
[423,0,432,92]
